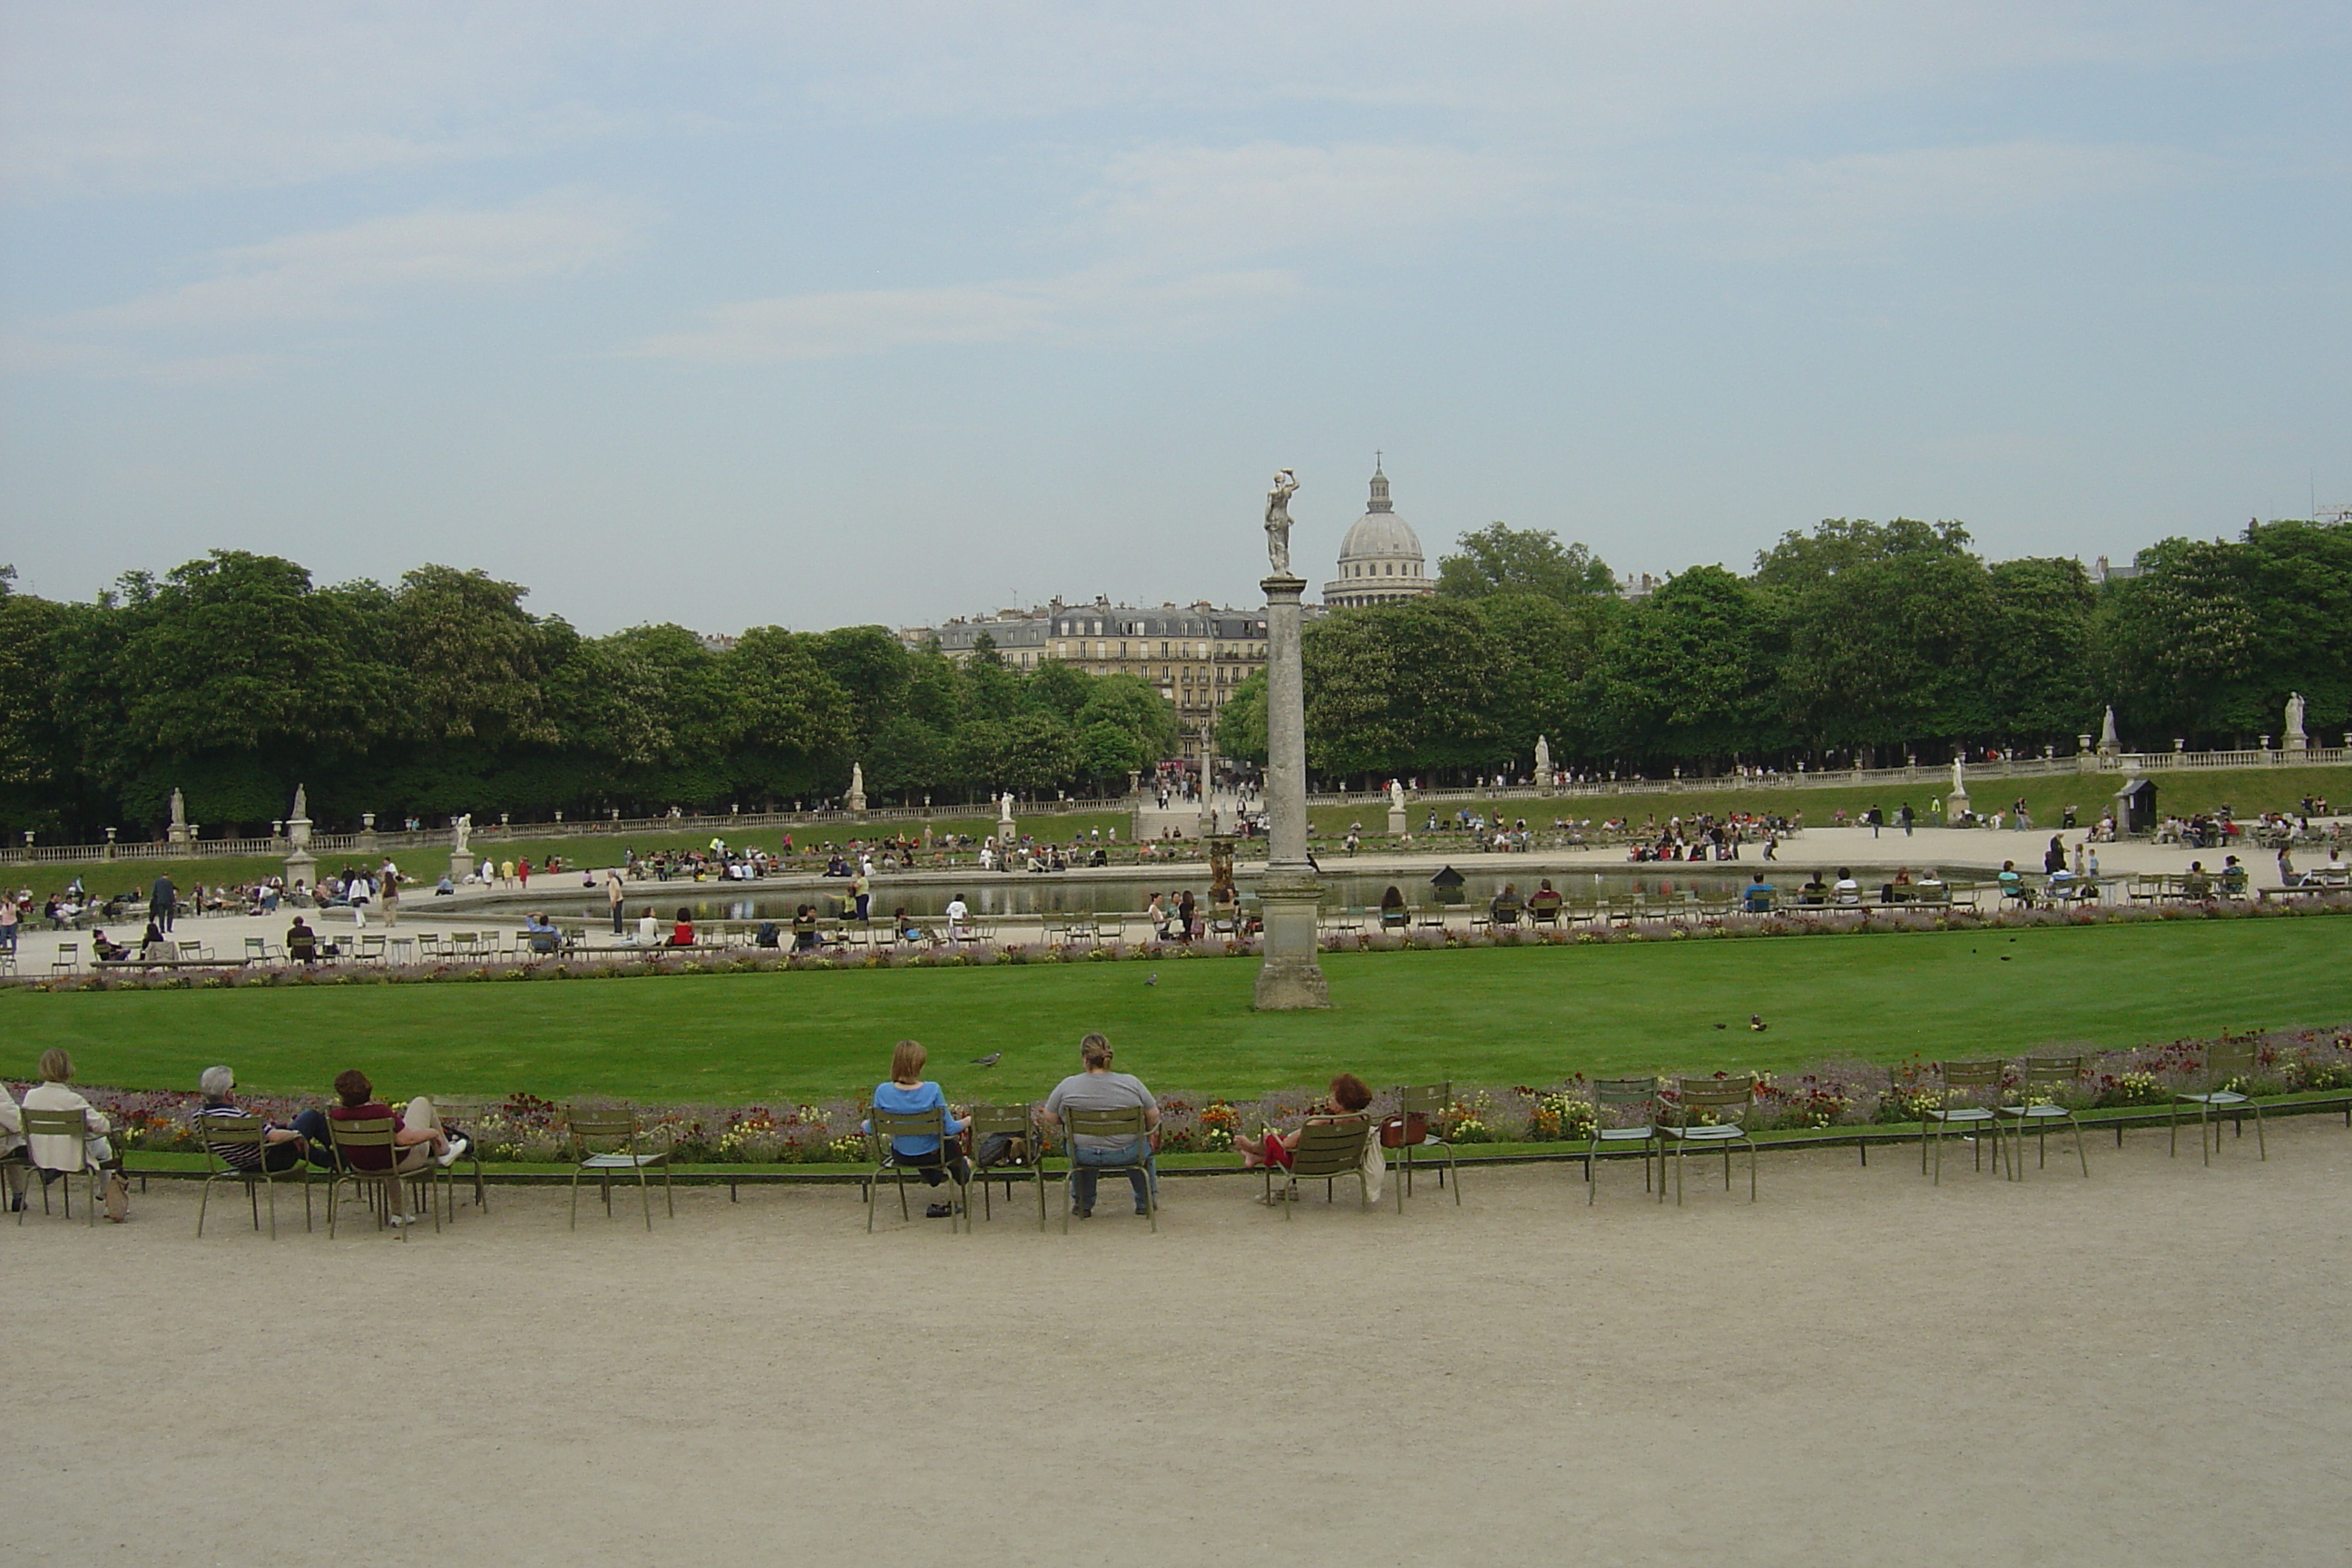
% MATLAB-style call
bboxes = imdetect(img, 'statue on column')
[2286,691,2308,745]
[1389,778,1406,810]
[1264,470,1298,576]
[453,813,472,853]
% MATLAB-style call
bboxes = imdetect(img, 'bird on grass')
[1749,1014,1767,1032]
[971,1052,1002,1068]
[1713,1022,1728,1030]
[1145,972,1158,986]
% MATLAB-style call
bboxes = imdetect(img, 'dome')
[1323,461,1436,608]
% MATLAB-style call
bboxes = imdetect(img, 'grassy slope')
[1308,765,2350,838]
[7,916,2347,1103]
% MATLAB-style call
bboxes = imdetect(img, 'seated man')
[2180,861,2212,899]
[1832,868,1861,905]
[90,928,131,962]
[287,916,320,963]
[1527,880,1564,919]
[1488,884,1523,926]
[1741,872,1777,914]
[521,911,562,955]
[326,1071,467,1222]
[196,1064,328,1172]
[1039,1034,1159,1220]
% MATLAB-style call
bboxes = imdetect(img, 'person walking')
[377,862,400,928]
[1898,803,1915,837]
[605,870,627,936]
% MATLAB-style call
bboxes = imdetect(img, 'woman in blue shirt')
[867,1040,969,1219]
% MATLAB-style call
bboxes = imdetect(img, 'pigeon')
[1749,1014,1767,1032]
[971,1052,1002,1068]
[1713,1022,1728,1030]
[1145,973,1158,986]
[1999,956,2012,962]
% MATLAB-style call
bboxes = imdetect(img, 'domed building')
[1322,461,1436,608]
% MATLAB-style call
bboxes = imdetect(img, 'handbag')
[1378,1112,1429,1149]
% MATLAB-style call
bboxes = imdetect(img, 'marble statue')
[1534,735,1553,779]
[453,813,472,852]
[1264,470,1298,576]
[170,788,186,828]
[2286,691,2308,740]
[1389,778,1406,809]
[2100,705,2120,753]
[850,762,865,795]
[1950,754,1965,793]
[289,783,308,823]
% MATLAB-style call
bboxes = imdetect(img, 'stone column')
[1254,572,1328,1009]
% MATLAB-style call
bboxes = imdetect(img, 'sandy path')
[8,1117,2347,1567]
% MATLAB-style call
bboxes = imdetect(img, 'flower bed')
[49,1026,2352,1164]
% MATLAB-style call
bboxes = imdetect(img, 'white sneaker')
[436,1137,470,1168]
[388,1212,420,1226]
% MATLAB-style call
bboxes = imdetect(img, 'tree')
[1436,523,1615,602]
[391,565,558,747]
[1588,566,1788,766]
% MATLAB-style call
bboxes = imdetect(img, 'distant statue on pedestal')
[2099,705,2121,754]
[2286,691,2308,750]
[168,787,188,843]
[1389,778,1406,810]
[452,814,472,853]
[846,761,867,812]
[1534,735,1553,779]
[1264,470,1298,576]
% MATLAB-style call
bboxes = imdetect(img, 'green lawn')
[1313,764,2350,838]
[7,916,2347,1103]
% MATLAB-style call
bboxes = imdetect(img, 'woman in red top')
[668,907,695,946]
[1237,1074,1373,1169]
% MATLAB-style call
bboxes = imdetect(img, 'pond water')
[638,864,1875,921]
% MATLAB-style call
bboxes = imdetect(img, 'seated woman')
[23,1049,131,1220]
[1378,886,1409,928]
[325,1071,464,1220]
[1236,1074,1375,1171]
[791,905,821,950]
[892,906,931,946]
[1489,883,1524,926]
[140,919,170,959]
[1145,893,1168,939]
[667,907,696,946]
[863,1040,969,1219]
[1798,874,1828,906]
[90,928,131,962]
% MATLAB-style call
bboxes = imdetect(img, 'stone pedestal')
[1253,573,1328,1010]
[1945,789,1970,821]
[284,812,316,891]
[448,850,476,884]
[1387,805,1408,837]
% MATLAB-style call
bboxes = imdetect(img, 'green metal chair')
[966,1102,1047,1230]
[16,1107,103,1225]
[1259,1116,1373,1217]
[1390,1083,1460,1210]
[324,1118,442,1240]
[863,1106,971,1232]
[193,1113,312,1238]
[1995,1055,2090,1180]
[566,1107,674,1230]
[1659,1075,1759,1204]
[430,1096,491,1210]
[2170,1039,2267,1164]
[1060,1105,1156,1233]
[1921,1060,2006,1184]
[1583,1078,1661,1204]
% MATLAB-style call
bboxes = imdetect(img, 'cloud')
[635,266,1300,364]
[69,191,639,332]
[1083,142,1537,263]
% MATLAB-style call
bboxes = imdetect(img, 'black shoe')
[1133,1207,1150,1217]
[1072,1205,1093,1220]
[925,1203,953,1219]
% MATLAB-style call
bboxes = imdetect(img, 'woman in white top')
[23,1049,129,1220]
[944,896,971,940]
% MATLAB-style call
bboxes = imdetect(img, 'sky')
[2,1,2347,635]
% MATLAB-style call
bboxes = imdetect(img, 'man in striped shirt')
[195,1065,328,1172]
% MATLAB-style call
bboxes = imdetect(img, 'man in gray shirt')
[1040,1034,1158,1219]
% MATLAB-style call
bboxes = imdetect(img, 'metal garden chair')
[16,1108,103,1224]
[566,1107,674,1230]
[324,1118,442,1240]
[2170,1038,2267,1164]
[1994,1055,2089,1180]
[966,1102,1047,1230]
[1390,1083,1460,1209]
[863,1106,971,1232]
[194,1113,311,1238]
[1583,1078,1661,1203]
[1659,1074,1759,1204]
[1259,1115,1372,1217]
[1060,1105,1156,1233]
[1921,1060,2006,1184]
[429,1097,491,1210]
